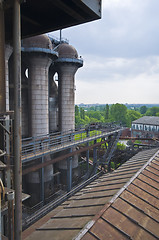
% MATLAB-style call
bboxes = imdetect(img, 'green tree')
[80,108,85,119]
[146,107,159,116]
[126,110,141,127]
[75,105,79,116]
[139,105,147,114]
[109,103,127,125]
[105,104,109,120]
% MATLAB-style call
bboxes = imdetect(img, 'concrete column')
[26,54,54,205]
[57,64,78,180]
[54,43,83,188]
[5,45,12,112]
[58,64,77,132]
[28,55,52,136]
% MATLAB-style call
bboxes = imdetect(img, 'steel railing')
[22,125,123,162]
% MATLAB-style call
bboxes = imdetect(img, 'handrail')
[22,126,123,162]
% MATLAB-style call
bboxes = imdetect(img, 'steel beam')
[67,150,72,192]
[13,0,22,239]
[23,139,108,175]
[41,156,44,204]
[0,0,6,113]
[93,140,97,166]
[86,129,89,174]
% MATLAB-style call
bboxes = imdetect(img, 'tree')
[140,105,147,114]
[105,104,109,120]
[146,107,159,116]
[126,110,141,127]
[109,103,127,125]
[80,108,85,119]
[75,105,79,117]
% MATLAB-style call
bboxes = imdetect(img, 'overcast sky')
[51,0,159,105]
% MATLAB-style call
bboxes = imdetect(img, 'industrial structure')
[1,1,159,240]
[22,148,159,240]
[0,1,103,239]
[132,116,159,139]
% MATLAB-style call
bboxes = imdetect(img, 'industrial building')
[132,116,159,139]
[0,1,159,240]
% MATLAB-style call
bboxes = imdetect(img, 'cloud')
[77,55,159,82]
[51,0,159,104]
[75,67,159,104]
[59,0,159,58]
[75,55,159,104]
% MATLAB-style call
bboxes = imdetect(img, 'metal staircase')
[99,130,122,172]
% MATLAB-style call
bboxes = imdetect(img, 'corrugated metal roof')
[132,116,159,125]
[22,148,159,240]
[78,149,159,240]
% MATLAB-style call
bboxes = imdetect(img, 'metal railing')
[22,125,123,162]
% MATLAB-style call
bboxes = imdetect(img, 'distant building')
[131,116,159,139]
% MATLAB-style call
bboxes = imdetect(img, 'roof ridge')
[74,148,159,240]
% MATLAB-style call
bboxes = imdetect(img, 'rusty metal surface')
[91,218,128,240]
[78,148,159,240]
[23,148,159,240]
[102,207,156,239]
[112,198,159,237]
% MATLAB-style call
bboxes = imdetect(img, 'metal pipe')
[67,148,72,192]
[23,139,108,175]
[7,191,15,240]
[13,0,22,239]
[0,1,6,113]
[0,178,5,240]
[0,122,11,135]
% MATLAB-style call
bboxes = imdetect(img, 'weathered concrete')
[28,55,52,136]
[55,43,83,185]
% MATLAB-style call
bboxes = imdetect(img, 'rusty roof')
[77,149,159,240]
[22,148,159,240]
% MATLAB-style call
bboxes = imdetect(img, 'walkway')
[22,127,122,163]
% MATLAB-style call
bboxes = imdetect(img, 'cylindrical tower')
[22,35,58,205]
[22,35,57,136]
[55,43,83,185]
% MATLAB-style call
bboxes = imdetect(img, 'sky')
[51,0,159,105]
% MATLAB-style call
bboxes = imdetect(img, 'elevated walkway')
[22,127,123,163]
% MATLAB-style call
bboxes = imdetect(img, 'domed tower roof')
[58,43,78,59]
[22,34,52,50]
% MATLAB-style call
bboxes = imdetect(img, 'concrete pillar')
[58,64,77,132]
[55,43,83,186]
[22,35,58,205]
[26,55,53,205]
[28,55,52,136]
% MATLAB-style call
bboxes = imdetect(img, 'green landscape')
[75,103,159,128]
